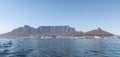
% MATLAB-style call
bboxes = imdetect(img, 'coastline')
[0,35,119,39]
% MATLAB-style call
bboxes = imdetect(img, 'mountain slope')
[84,28,113,36]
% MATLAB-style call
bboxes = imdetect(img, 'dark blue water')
[0,38,120,57]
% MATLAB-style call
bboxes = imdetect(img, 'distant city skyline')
[0,0,120,35]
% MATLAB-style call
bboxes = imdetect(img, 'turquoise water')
[0,38,120,57]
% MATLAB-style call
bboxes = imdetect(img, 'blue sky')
[0,0,120,35]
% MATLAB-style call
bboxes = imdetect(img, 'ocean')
[0,38,120,57]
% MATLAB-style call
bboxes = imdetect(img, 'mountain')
[0,26,114,38]
[0,25,37,37]
[84,28,114,36]
[0,25,83,38]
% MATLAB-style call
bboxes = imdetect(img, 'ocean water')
[0,38,120,57]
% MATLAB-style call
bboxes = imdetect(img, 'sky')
[0,0,120,35]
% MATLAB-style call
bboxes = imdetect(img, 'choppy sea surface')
[0,38,120,57]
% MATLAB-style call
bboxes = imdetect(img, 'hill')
[84,28,113,36]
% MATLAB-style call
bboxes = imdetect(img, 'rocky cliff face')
[0,25,83,38]
[37,26,76,35]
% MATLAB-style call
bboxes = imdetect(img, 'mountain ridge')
[0,25,83,38]
[0,25,114,38]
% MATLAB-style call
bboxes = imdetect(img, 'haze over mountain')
[0,25,114,38]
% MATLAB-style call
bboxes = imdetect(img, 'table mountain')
[0,25,83,38]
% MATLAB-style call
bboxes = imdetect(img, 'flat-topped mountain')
[84,28,114,36]
[0,25,83,38]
